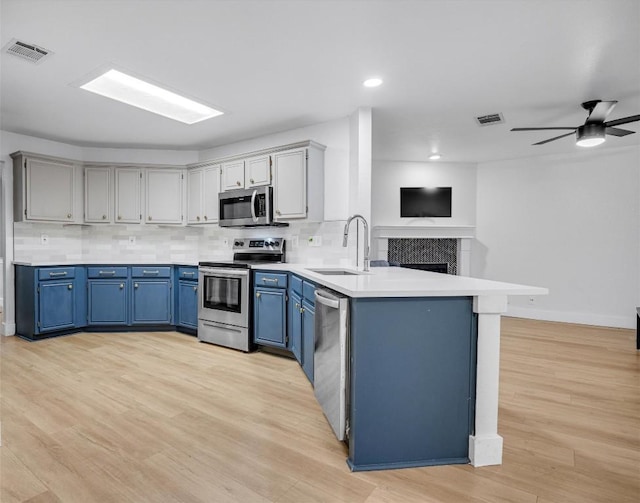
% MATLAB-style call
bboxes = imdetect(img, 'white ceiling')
[1,0,639,163]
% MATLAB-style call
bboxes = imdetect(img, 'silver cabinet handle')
[102,215,107,220]
[182,271,195,277]
[193,286,197,292]
[134,283,139,288]
[148,216,153,221]
[236,181,241,186]
[99,270,116,275]
[68,284,73,290]
[196,216,200,221]
[67,213,72,219]
[143,270,159,275]
[49,271,68,277]
[119,283,124,289]
[262,277,278,283]
[204,215,208,221]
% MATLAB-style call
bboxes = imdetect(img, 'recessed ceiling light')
[363,78,383,88]
[429,153,442,160]
[79,69,223,124]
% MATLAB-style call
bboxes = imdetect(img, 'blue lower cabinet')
[15,265,86,339]
[177,279,198,329]
[88,280,128,325]
[39,280,75,331]
[132,279,172,324]
[254,286,287,348]
[289,291,303,363]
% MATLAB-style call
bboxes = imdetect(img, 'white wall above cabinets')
[11,152,83,224]
[186,163,220,224]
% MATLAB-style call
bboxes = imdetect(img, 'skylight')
[79,69,223,124]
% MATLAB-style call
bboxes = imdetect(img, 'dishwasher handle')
[315,289,341,309]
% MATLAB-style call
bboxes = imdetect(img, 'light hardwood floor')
[1,318,638,502]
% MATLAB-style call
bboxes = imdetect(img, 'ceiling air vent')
[476,113,504,126]
[4,39,52,64]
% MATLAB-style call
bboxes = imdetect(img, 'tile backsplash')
[13,221,356,266]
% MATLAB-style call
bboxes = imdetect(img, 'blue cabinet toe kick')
[347,456,469,472]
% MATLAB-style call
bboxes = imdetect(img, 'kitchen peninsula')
[13,259,547,472]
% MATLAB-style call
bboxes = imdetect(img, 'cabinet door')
[115,168,141,223]
[132,279,172,324]
[202,164,221,223]
[245,155,271,187]
[289,291,303,364]
[273,148,307,219]
[178,280,198,329]
[221,160,245,190]
[186,168,203,224]
[146,169,183,224]
[85,167,111,223]
[26,157,75,222]
[302,299,315,383]
[88,280,128,325]
[254,287,287,348]
[39,281,75,332]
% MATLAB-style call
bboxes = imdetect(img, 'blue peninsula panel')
[348,296,477,471]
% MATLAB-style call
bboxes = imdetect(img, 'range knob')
[234,240,244,247]
[273,240,280,247]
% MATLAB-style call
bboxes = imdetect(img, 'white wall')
[199,117,350,221]
[473,145,640,329]
[372,160,477,227]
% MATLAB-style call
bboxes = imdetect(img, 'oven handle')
[250,189,258,223]
[199,268,249,278]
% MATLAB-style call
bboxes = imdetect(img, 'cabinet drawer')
[303,281,316,303]
[38,267,76,281]
[290,274,303,295]
[254,272,288,289]
[178,267,198,281]
[87,266,128,279]
[131,266,171,278]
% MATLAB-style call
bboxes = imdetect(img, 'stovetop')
[199,237,285,269]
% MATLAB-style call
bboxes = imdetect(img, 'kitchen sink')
[307,268,363,276]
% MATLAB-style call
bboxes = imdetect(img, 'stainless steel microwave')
[219,186,286,227]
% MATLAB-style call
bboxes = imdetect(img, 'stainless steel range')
[198,238,285,351]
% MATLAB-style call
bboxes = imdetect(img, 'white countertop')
[14,260,547,299]
[253,263,548,299]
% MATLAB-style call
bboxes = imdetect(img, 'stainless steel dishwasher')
[314,288,349,441]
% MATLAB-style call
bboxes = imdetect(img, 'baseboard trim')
[506,306,635,329]
[2,322,16,336]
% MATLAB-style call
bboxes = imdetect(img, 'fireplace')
[370,226,475,276]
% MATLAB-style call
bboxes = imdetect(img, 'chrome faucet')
[343,214,370,272]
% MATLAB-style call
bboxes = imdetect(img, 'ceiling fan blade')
[585,100,617,124]
[532,132,575,145]
[604,114,640,127]
[511,127,577,131]
[605,127,636,137]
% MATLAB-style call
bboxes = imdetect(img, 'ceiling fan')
[511,100,640,147]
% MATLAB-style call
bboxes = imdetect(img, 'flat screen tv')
[400,187,452,217]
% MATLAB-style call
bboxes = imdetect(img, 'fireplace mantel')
[372,226,475,239]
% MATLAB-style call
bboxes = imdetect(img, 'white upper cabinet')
[186,164,220,224]
[245,154,271,187]
[12,152,80,223]
[84,166,111,223]
[221,160,245,190]
[115,167,142,223]
[145,169,184,224]
[273,143,324,221]
[273,148,306,219]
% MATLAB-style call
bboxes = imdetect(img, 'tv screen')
[400,187,452,217]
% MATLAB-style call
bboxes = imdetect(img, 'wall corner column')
[470,294,507,466]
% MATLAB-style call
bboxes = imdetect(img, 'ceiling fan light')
[576,124,605,147]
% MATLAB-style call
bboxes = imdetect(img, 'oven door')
[198,267,250,328]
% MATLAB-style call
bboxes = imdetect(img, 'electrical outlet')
[291,235,299,248]
[128,236,136,245]
[308,235,322,247]
[40,234,49,246]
